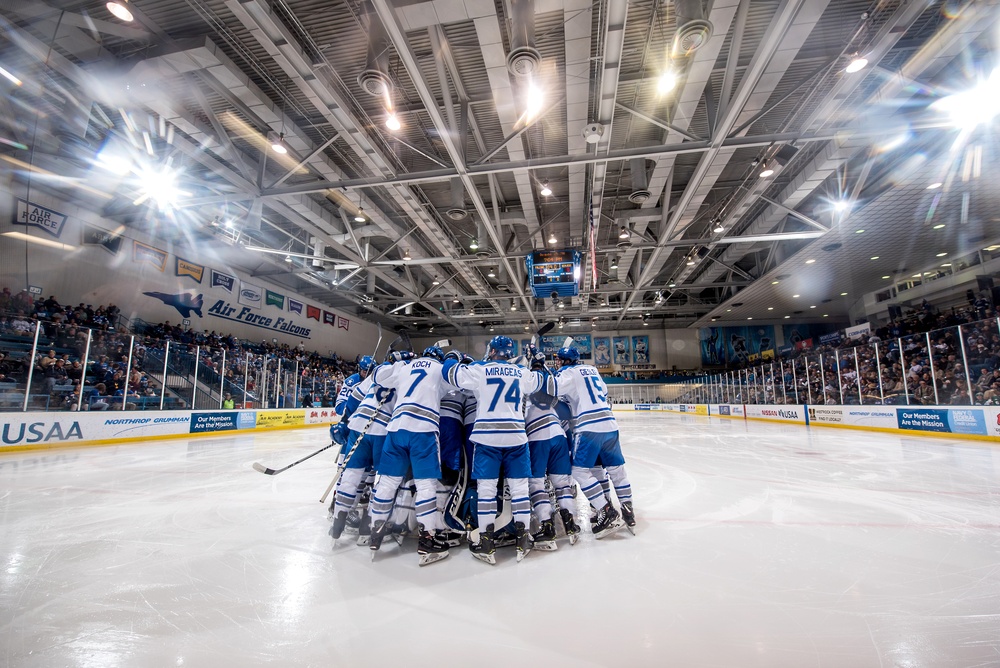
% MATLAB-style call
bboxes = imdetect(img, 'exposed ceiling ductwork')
[673,0,714,56]
[506,0,541,77]
[357,1,394,98]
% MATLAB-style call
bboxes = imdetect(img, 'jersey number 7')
[485,377,521,411]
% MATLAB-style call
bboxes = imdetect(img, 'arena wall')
[0,188,378,359]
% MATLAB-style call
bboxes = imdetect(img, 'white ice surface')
[2,413,1000,667]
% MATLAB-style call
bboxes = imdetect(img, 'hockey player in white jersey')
[555,346,635,537]
[525,390,580,548]
[330,355,375,448]
[328,368,396,540]
[367,346,455,566]
[442,336,556,564]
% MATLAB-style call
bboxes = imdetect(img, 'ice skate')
[417,525,450,567]
[328,511,349,540]
[440,530,464,548]
[515,522,532,562]
[355,506,371,546]
[620,501,636,535]
[369,520,390,560]
[530,519,557,551]
[560,508,581,545]
[493,526,517,548]
[469,525,496,565]
[592,504,626,539]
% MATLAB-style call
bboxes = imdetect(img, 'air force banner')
[176,257,205,283]
[238,281,263,309]
[211,270,235,293]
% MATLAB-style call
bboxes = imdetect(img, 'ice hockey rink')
[2,412,1000,668]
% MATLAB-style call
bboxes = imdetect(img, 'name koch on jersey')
[372,358,453,433]
[346,374,396,436]
[556,364,617,433]
[445,360,556,447]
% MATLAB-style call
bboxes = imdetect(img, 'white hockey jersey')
[446,360,555,447]
[346,374,396,437]
[372,358,453,433]
[524,395,565,442]
[440,389,465,423]
[335,372,363,415]
[555,363,617,433]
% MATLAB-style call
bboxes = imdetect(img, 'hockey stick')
[319,388,393,503]
[531,321,555,347]
[253,441,339,475]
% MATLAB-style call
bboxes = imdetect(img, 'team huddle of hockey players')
[329,335,635,566]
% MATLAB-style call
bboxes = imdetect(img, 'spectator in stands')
[222,393,235,409]
[91,383,110,411]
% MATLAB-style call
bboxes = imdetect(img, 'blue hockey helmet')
[556,347,580,364]
[422,346,445,362]
[358,355,376,373]
[488,335,515,360]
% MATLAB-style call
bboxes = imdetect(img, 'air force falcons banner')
[15,199,67,238]
[211,270,235,293]
[81,224,123,255]
[238,281,263,309]
[175,257,205,283]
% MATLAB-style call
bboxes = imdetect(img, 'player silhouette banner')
[593,337,611,366]
[631,336,649,364]
[613,336,630,364]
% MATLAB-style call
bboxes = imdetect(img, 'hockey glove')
[444,350,463,362]
[461,354,475,365]
[389,350,415,363]
[331,421,349,446]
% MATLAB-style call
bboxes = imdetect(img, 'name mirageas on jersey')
[484,365,523,378]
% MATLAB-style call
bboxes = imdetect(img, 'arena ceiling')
[1,0,998,336]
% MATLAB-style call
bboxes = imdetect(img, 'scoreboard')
[526,250,581,299]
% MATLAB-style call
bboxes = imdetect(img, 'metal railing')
[0,318,345,412]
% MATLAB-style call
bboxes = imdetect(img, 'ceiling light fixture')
[845,54,868,73]
[432,278,441,285]
[771,280,779,285]
[548,231,557,244]
[932,67,1000,130]
[487,267,496,278]
[609,256,619,270]
[870,256,879,260]
[385,112,401,131]
[933,224,946,230]
[784,315,791,319]
[657,69,677,95]
[855,229,865,234]
[354,208,366,222]
[469,238,479,250]
[0,65,23,87]
[833,200,850,213]
[106,0,134,22]
[284,254,292,263]
[793,294,800,298]
[402,249,412,261]
[511,300,517,311]
[936,252,948,257]
[453,297,460,303]
[758,161,774,178]
[686,255,695,266]
[840,292,848,296]
[805,259,815,264]
[926,182,942,190]
[270,132,287,154]
[619,226,630,240]
[882,275,891,279]
[540,182,552,197]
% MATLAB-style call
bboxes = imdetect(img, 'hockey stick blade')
[433,338,452,348]
[252,462,276,475]
[562,336,574,349]
[254,442,338,477]
[536,321,555,337]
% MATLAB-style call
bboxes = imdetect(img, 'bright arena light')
[132,165,189,211]
[833,200,851,213]
[845,56,868,74]
[0,65,22,86]
[932,67,1000,130]
[385,113,401,132]
[525,82,544,121]
[657,70,677,95]
[106,0,134,22]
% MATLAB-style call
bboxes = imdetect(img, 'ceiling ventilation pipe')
[628,158,652,204]
[673,0,714,56]
[506,0,541,77]
[357,1,394,98]
[445,177,468,220]
[475,215,492,254]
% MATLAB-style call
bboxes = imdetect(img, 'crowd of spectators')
[691,302,1000,407]
[0,287,359,412]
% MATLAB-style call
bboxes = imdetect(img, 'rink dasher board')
[623,403,1000,442]
[0,408,341,452]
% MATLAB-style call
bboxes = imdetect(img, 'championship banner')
[323,311,336,326]
[238,281,263,309]
[211,270,235,293]
[265,290,284,309]
[15,198,67,238]
[133,241,167,272]
[176,257,205,283]
[288,299,303,315]
[306,305,321,321]
[337,316,350,331]
[82,224,123,255]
